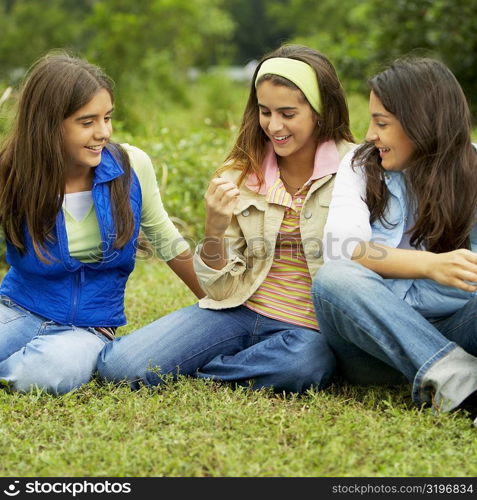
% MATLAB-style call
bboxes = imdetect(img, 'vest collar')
[93,146,125,185]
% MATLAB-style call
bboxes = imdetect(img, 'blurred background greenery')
[0,0,476,242]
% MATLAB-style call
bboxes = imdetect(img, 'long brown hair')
[0,51,134,261]
[220,44,354,186]
[353,57,477,252]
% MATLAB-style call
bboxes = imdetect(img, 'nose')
[365,122,378,143]
[94,120,111,141]
[268,113,284,134]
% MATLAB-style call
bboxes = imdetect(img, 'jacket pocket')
[234,198,266,243]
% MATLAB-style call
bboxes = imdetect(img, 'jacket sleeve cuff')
[193,244,245,287]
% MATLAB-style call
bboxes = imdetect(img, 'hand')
[427,249,477,292]
[204,177,240,238]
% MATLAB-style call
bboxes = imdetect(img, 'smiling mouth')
[85,145,103,151]
[378,147,390,153]
[273,135,291,142]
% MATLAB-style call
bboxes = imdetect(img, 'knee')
[11,360,94,395]
[313,260,368,300]
[97,338,164,388]
[6,333,103,395]
[97,340,115,377]
[96,340,131,383]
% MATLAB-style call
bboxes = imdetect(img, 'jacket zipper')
[69,267,85,324]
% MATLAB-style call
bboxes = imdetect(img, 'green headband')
[255,57,321,113]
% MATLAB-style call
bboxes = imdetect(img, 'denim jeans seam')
[249,310,262,343]
[252,310,261,335]
[250,313,288,343]
[411,341,457,404]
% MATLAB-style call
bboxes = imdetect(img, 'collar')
[245,140,340,195]
[383,169,406,187]
[266,177,311,210]
[93,146,125,185]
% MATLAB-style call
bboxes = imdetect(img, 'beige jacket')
[194,140,356,309]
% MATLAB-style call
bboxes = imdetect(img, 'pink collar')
[245,140,340,195]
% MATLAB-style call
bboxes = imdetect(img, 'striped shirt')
[245,177,319,330]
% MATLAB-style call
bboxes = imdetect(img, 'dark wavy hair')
[0,51,134,261]
[220,44,354,186]
[353,57,477,252]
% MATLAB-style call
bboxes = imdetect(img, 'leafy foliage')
[1,0,476,121]
[222,0,293,64]
[84,0,234,81]
[367,0,477,114]
[0,0,235,129]
[0,0,85,81]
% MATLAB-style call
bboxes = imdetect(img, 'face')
[257,80,318,164]
[62,88,113,172]
[365,91,415,171]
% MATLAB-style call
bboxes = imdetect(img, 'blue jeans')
[97,304,335,393]
[312,260,477,411]
[0,296,110,395]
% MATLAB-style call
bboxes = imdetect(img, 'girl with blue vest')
[97,44,355,393]
[0,52,203,395]
[312,57,477,422]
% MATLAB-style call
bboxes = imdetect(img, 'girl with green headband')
[98,44,356,393]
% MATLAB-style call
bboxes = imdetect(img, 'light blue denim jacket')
[324,149,477,318]
[372,170,477,317]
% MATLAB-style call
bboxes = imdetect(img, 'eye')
[282,113,295,119]
[376,122,387,128]
[82,121,94,127]
[259,110,271,116]
[105,115,112,122]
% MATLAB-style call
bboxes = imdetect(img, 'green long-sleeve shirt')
[64,143,189,263]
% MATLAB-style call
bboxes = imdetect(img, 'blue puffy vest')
[0,147,142,327]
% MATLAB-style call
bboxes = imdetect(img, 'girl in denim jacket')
[0,52,203,395]
[313,57,477,422]
[98,44,355,393]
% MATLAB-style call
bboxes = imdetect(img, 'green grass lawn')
[1,259,476,478]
